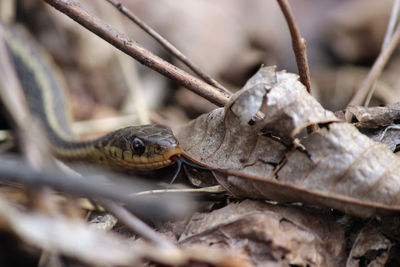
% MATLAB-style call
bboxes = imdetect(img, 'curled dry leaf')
[179,200,346,266]
[347,104,400,151]
[177,66,400,218]
[346,222,391,267]
[348,103,400,129]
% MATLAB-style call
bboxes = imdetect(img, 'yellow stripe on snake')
[0,22,182,171]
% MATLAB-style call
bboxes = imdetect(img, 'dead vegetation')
[1,0,400,266]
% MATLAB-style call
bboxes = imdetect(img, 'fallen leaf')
[348,103,400,129]
[347,104,400,151]
[346,222,391,267]
[178,66,400,218]
[180,200,346,266]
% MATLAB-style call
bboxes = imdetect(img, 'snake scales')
[0,22,182,171]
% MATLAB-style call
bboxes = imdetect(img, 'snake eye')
[131,137,145,155]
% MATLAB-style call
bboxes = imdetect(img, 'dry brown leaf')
[349,103,400,129]
[346,222,391,267]
[179,200,346,266]
[347,103,400,151]
[177,66,400,218]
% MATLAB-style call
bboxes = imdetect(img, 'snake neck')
[1,23,92,161]
[50,137,103,163]
[2,22,182,171]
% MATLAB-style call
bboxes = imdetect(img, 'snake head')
[99,124,182,170]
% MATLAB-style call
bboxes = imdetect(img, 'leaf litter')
[8,2,400,266]
[173,66,400,266]
[346,221,392,267]
[179,199,347,266]
[177,66,400,218]
[347,103,400,151]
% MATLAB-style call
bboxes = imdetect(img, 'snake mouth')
[115,147,183,170]
[164,147,183,162]
[142,147,181,169]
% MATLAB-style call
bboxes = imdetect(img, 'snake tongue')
[169,158,182,184]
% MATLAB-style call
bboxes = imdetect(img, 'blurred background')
[2,0,398,128]
[2,2,400,266]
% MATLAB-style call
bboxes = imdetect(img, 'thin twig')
[382,1,400,52]
[364,0,400,107]
[1,23,194,249]
[105,0,230,95]
[133,185,226,196]
[346,23,400,121]
[43,0,230,107]
[276,0,312,95]
[101,201,175,248]
[276,0,315,133]
[0,155,193,220]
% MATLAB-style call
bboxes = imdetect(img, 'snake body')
[0,22,182,170]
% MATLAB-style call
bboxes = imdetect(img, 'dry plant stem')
[276,0,312,95]
[276,0,315,133]
[0,155,191,220]
[101,201,175,248]
[105,0,230,95]
[364,0,400,107]
[43,0,230,107]
[347,23,400,119]
[382,0,400,59]
[134,185,226,196]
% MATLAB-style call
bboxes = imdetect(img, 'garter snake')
[0,22,182,171]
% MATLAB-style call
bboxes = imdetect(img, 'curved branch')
[43,0,230,107]
[105,0,230,95]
